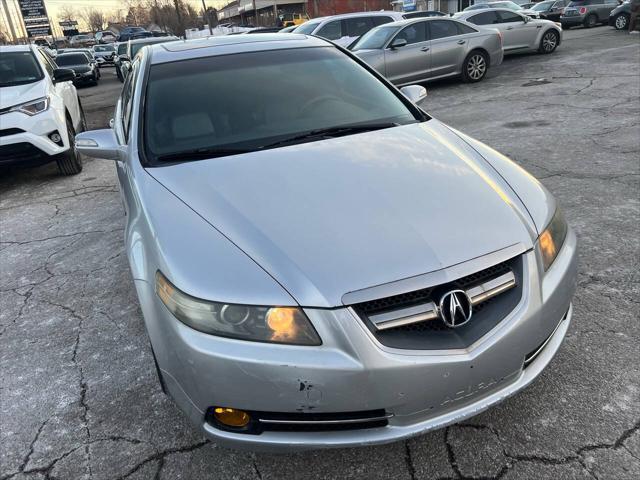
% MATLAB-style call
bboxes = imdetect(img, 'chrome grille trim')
[370,271,516,331]
[258,414,393,425]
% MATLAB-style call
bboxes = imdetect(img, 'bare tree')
[80,7,107,32]
[57,6,77,23]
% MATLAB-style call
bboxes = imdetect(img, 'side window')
[498,11,525,23]
[121,60,140,141]
[345,17,374,37]
[457,23,477,34]
[316,20,343,40]
[372,16,394,26]
[37,51,55,76]
[429,20,461,40]
[467,11,501,25]
[394,23,427,45]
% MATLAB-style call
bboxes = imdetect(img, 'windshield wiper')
[258,122,404,150]
[156,147,252,162]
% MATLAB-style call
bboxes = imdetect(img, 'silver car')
[351,18,504,84]
[456,8,563,54]
[75,34,577,451]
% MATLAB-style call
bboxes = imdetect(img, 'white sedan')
[456,8,563,54]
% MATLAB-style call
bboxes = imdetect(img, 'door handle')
[457,40,466,45]
[420,46,430,51]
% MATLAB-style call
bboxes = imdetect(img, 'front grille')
[0,142,50,165]
[205,408,389,435]
[0,128,25,137]
[352,255,523,350]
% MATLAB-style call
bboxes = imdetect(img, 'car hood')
[148,120,535,307]
[0,80,47,110]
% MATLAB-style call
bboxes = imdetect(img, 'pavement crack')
[404,440,417,480]
[252,456,263,480]
[115,440,210,480]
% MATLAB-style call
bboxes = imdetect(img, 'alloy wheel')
[615,15,628,30]
[467,54,486,81]
[542,32,558,53]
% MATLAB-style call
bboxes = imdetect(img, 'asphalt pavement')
[1,26,639,480]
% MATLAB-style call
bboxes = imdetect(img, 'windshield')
[294,21,321,34]
[532,1,554,10]
[94,45,114,52]
[351,26,397,50]
[56,53,88,66]
[0,52,44,87]
[493,1,523,10]
[143,47,420,163]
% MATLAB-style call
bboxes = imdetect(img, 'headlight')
[155,271,321,346]
[11,97,49,116]
[537,208,568,271]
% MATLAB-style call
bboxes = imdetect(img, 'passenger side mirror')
[75,129,125,161]
[522,15,531,23]
[400,85,427,104]
[53,68,75,84]
[390,38,408,49]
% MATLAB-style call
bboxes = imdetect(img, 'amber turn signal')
[213,407,251,427]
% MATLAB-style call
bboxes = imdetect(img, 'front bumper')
[0,110,70,166]
[138,229,578,451]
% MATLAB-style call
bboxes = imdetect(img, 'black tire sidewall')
[585,14,597,28]
[56,118,83,175]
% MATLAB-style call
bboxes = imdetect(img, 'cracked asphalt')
[1,27,638,480]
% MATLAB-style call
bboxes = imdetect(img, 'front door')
[384,22,430,85]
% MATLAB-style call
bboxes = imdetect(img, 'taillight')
[579,7,587,14]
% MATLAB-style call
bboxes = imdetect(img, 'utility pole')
[1,0,18,44]
[201,0,212,34]
[252,0,258,27]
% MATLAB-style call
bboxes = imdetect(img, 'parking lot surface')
[1,27,639,480]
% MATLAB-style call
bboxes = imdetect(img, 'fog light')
[49,131,63,145]
[213,407,251,427]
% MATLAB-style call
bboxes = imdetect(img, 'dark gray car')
[560,0,620,28]
[609,1,632,30]
[351,18,503,84]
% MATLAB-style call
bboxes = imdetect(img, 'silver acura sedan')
[76,34,577,451]
[350,17,504,84]
[455,8,563,54]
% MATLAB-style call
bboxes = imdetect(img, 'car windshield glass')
[143,47,421,163]
[0,51,43,87]
[351,26,396,50]
[532,1,555,10]
[117,43,128,55]
[94,45,114,52]
[294,21,321,34]
[56,54,88,66]
[498,1,523,10]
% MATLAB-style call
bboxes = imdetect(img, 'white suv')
[0,45,86,175]
[293,11,406,47]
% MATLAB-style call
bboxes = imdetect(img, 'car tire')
[539,29,560,54]
[78,100,87,132]
[614,13,630,30]
[584,14,598,28]
[116,67,124,83]
[56,118,83,176]
[462,51,488,83]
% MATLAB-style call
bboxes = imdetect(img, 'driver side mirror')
[523,15,531,23]
[400,85,427,104]
[53,68,75,84]
[75,129,125,161]
[390,38,408,49]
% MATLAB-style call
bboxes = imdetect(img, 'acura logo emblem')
[439,290,473,328]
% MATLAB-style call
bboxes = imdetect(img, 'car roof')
[129,36,179,45]
[309,10,404,23]
[457,7,523,16]
[148,34,330,64]
[0,44,32,53]
[376,16,467,28]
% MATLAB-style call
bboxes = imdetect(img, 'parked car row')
[288,9,562,85]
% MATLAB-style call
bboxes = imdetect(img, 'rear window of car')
[429,20,460,40]
[468,11,501,25]
[316,20,343,40]
[345,17,374,37]
[56,53,88,66]
[294,20,321,34]
[351,25,397,50]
